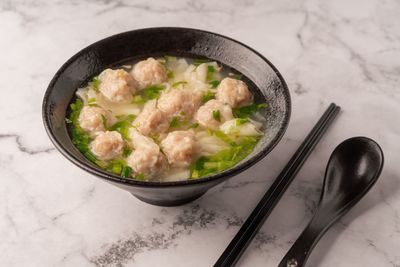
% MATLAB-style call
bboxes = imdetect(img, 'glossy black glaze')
[279,137,384,267]
[42,27,291,206]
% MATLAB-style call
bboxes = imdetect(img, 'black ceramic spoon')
[279,136,384,267]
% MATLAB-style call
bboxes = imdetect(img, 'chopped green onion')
[65,118,72,124]
[121,166,133,178]
[164,55,177,62]
[111,161,123,174]
[172,81,187,88]
[131,95,145,104]
[157,58,167,64]
[202,91,215,103]
[149,133,160,143]
[123,147,132,157]
[207,65,215,81]
[136,173,146,180]
[169,116,181,128]
[109,114,136,141]
[84,151,97,163]
[100,114,107,129]
[167,70,174,79]
[209,80,220,88]
[88,98,96,104]
[233,103,268,119]
[235,118,249,126]
[89,76,101,91]
[212,110,221,122]
[142,85,165,100]
[188,123,199,129]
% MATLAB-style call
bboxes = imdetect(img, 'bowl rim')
[42,27,291,188]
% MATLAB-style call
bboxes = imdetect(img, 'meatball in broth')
[131,57,167,88]
[216,77,252,108]
[98,69,137,103]
[67,56,267,181]
[161,130,196,167]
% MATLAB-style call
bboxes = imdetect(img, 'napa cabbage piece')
[220,119,262,136]
[195,131,230,156]
[190,136,260,179]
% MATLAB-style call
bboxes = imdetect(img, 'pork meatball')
[134,100,169,135]
[126,129,167,177]
[131,57,167,88]
[98,68,137,103]
[89,131,124,161]
[194,99,234,130]
[161,130,196,167]
[216,77,251,108]
[78,106,109,134]
[126,148,167,178]
[157,89,202,119]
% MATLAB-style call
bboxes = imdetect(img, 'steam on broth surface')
[67,56,267,181]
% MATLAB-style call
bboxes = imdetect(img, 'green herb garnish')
[123,147,132,157]
[235,118,249,126]
[106,159,133,178]
[172,81,187,88]
[100,114,107,129]
[167,70,174,80]
[169,116,181,128]
[157,58,167,64]
[202,91,215,103]
[108,114,136,141]
[89,76,101,91]
[131,95,145,104]
[142,85,165,100]
[209,80,220,88]
[136,173,146,180]
[121,166,133,178]
[212,110,221,122]
[164,55,177,62]
[233,103,267,119]
[188,123,199,129]
[207,65,215,81]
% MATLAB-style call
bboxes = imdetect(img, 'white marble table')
[1,0,399,266]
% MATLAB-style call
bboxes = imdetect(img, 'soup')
[66,56,267,181]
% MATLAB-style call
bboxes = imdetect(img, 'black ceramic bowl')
[42,27,291,206]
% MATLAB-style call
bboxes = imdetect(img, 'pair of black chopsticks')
[215,103,341,267]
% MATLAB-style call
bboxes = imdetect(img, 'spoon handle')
[278,213,332,267]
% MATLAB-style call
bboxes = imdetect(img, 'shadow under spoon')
[279,136,384,267]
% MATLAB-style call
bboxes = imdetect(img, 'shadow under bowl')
[42,27,291,206]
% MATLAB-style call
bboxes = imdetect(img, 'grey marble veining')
[1,0,399,266]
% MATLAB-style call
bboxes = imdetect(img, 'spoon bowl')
[279,136,384,267]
